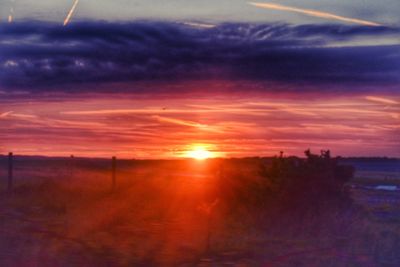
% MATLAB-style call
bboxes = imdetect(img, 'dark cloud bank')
[0,21,399,92]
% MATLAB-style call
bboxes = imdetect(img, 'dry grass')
[0,158,399,266]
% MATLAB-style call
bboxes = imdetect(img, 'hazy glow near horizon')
[1,89,398,158]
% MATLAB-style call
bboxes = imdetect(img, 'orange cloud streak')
[249,2,381,26]
[365,96,399,105]
[2,92,399,158]
[152,115,223,133]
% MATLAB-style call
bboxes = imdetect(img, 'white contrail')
[249,2,381,26]
[63,0,80,26]
[8,0,14,23]
[8,8,13,23]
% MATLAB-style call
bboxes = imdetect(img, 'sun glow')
[186,146,213,160]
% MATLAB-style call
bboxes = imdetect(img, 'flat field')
[0,157,399,267]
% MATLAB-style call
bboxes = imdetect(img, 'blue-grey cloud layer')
[0,21,399,91]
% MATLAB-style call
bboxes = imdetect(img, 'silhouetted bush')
[259,150,354,211]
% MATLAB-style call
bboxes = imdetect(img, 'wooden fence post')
[112,156,116,191]
[8,152,13,192]
[69,154,74,179]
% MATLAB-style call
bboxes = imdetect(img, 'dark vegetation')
[216,150,354,218]
[260,150,354,210]
[1,152,399,266]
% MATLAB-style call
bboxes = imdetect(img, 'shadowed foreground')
[0,156,399,267]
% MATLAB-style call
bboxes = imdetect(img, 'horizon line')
[1,153,398,161]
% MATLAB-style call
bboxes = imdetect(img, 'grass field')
[0,157,399,266]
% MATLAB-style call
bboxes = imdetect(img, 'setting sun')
[186,146,213,160]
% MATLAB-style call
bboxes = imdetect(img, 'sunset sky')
[0,1,399,158]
